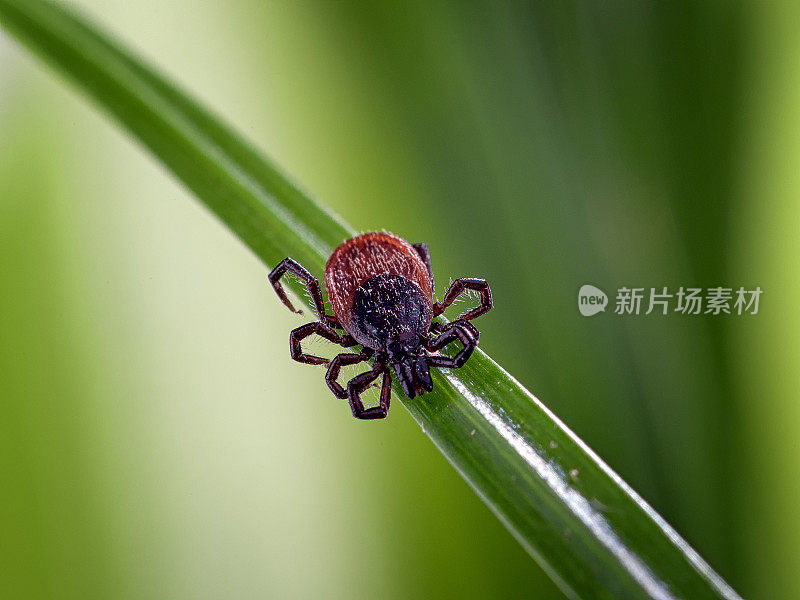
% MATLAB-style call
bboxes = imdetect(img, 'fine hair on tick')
[268,232,493,420]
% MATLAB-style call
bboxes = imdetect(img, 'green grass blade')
[0,1,742,598]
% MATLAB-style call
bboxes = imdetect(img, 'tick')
[268,232,492,420]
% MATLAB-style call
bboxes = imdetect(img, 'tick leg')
[433,277,492,321]
[268,257,338,326]
[325,350,372,398]
[290,322,357,366]
[429,319,480,344]
[426,321,477,369]
[412,243,434,293]
[347,362,391,420]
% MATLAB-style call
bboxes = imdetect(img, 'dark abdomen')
[350,274,431,348]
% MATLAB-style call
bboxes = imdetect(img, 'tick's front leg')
[425,321,478,369]
[325,349,374,398]
[346,363,391,420]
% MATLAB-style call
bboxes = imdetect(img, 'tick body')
[269,232,492,420]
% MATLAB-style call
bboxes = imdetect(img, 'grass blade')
[0,1,742,598]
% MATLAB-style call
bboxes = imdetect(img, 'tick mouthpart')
[388,337,433,398]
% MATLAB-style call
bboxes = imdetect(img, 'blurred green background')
[1,1,798,598]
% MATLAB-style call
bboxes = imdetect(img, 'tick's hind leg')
[269,257,337,326]
[426,321,478,369]
[413,243,434,293]
[433,277,492,322]
[347,363,391,420]
[290,322,356,366]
